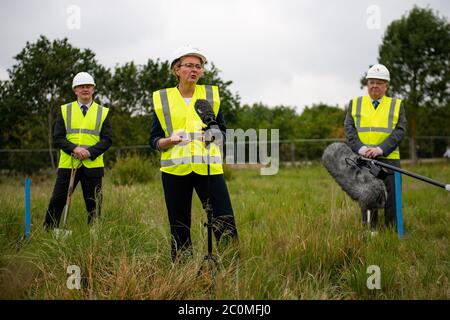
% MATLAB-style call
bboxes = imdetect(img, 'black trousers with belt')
[43,166,103,229]
[362,158,401,228]
[161,172,238,260]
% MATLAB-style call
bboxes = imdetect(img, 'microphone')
[194,99,217,127]
[355,156,389,179]
[194,99,222,146]
[322,142,387,213]
[355,156,369,167]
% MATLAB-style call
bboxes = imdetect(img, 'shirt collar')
[372,96,383,104]
[77,100,93,108]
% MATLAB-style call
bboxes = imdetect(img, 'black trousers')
[43,167,103,229]
[362,159,400,228]
[161,172,238,260]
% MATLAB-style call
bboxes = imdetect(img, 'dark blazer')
[344,97,407,157]
[54,103,113,177]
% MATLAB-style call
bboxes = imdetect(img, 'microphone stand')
[199,125,220,279]
[357,157,450,191]
[355,156,450,237]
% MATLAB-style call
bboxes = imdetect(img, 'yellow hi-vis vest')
[351,95,402,159]
[153,85,223,176]
[58,101,109,168]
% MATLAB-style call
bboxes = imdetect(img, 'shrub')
[109,154,159,185]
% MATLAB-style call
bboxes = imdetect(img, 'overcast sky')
[0,0,448,112]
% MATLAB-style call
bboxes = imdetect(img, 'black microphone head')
[194,99,213,117]
[194,99,217,126]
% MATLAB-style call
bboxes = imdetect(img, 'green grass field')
[0,161,449,299]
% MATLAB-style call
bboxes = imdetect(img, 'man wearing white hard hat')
[44,72,112,229]
[344,64,406,229]
[150,45,238,261]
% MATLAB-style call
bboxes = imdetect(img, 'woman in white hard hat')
[150,45,238,261]
[44,72,113,230]
[344,64,406,231]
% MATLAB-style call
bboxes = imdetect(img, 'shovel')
[54,155,79,240]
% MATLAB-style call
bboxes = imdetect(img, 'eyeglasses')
[179,63,203,70]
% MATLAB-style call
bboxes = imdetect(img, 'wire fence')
[1,136,449,174]
[278,136,450,164]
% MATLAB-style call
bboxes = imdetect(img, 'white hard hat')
[170,45,207,68]
[72,72,95,88]
[366,64,390,81]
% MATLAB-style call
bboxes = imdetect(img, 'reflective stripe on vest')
[352,96,401,159]
[153,85,223,176]
[159,89,173,136]
[160,155,223,167]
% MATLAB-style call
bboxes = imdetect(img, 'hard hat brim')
[365,76,390,81]
[171,53,207,68]
[72,83,96,89]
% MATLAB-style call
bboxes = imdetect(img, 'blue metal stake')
[395,172,404,238]
[25,176,31,239]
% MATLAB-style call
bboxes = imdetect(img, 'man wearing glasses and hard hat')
[150,45,238,261]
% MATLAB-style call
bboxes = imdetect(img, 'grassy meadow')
[0,160,449,299]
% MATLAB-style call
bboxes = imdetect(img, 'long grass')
[0,161,449,299]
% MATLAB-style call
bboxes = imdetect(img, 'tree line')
[0,6,448,173]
